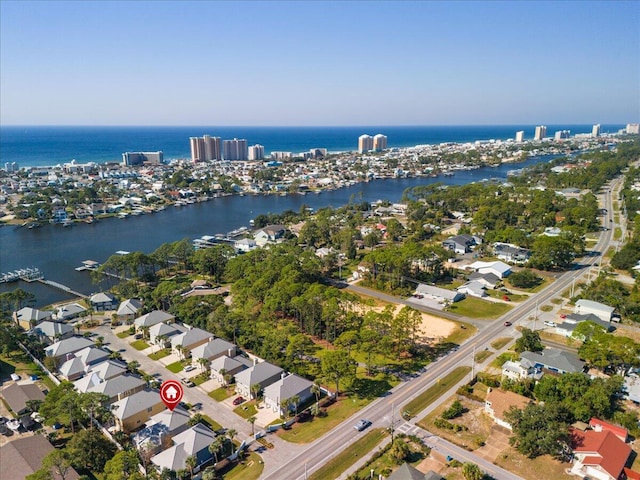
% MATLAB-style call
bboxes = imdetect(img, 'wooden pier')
[36,279,88,299]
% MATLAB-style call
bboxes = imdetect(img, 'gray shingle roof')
[520,348,585,373]
[112,389,164,420]
[263,373,313,404]
[234,361,283,387]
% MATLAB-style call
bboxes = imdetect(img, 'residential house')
[171,327,213,358]
[387,463,443,480]
[13,307,53,330]
[151,423,217,472]
[589,418,628,442]
[89,292,118,311]
[263,373,314,416]
[0,435,80,480]
[133,407,191,453]
[0,383,45,415]
[85,374,146,403]
[415,284,464,303]
[235,238,257,253]
[32,320,74,342]
[442,234,481,255]
[58,347,110,381]
[191,338,237,364]
[520,348,586,375]
[86,359,127,381]
[234,361,284,399]
[468,271,500,289]
[570,427,631,480]
[456,280,486,298]
[554,313,612,339]
[149,322,187,346]
[493,242,531,264]
[467,260,512,279]
[484,388,530,430]
[112,389,166,433]
[574,299,615,322]
[54,302,87,321]
[501,360,542,382]
[254,224,287,246]
[44,336,94,361]
[134,310,175,331]
[116,298,143,321]
[210,355,249,383]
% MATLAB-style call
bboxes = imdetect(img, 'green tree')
[514,328,543,353]
[321,349,357,396]
[39,448,73,480]
[508,269,543,289]
[247,415,257,435]
[462,462,484,480]
[388,438,411,465]
[103,450,144,480]
[66,427,117,471]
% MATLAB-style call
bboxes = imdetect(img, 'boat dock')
[75,260,101,272]
[36,279,87,299]
[0,267,44,283]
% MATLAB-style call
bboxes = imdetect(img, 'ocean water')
[0,124,624,167]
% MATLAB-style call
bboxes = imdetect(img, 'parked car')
[502,295,510,301]
[503,321,512,327]
[354,419,372,431]
[233,396,245,405]
[180,378,195,388]
[544,321,557,327]
[183,364,196,372]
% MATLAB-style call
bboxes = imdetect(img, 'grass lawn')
[192,373,209,386]
[447,297,511,319]
[0,353,55,392]
[234,402,258,419]
[308,428,388,480]
[130,340,150,351]
[116,331,131,339]
[615,227,622,240]
[223,452,264,480]
[490,337,512,350]
[148,349,170,360]
[279,395,370,444]
[491,351,518,368]
[474,350,492,363]
[353,435,429,479]
[210,387,235,402]
[443,323,476,345]
[418,396,493,450]
[200,414,223,432]
[166,361,184,373]
[485,289,528,302]
[403,366,471,419]
[495,451,573,480]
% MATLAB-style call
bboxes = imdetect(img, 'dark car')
[233,396,245,405]
[503,321,512,327]
[354,419,372,431]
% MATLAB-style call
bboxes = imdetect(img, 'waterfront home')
[234,237,257,253]
[210,355,248,383]
[112,389,166,433]
[150,423,217,473]
[520,348,586,375]
[254,224,287,246]
[134,310,175,330]
[116,298,143,322]
[0,383,45,415]
[234,361,284,399]
[0,435,80,480]
[149,322,187,346]
[263,373,314,416]
[569,426,631,480]
[13,307,53,330]
[44,336,94,361]
[133,406,190,453]
[32,320,74,342]
[53,302,87,321]
[574,299,615,322]
[89,292,118,311]
[191,338,237,363]
[484,388,530,430]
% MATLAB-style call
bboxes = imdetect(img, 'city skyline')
[1,1,638,126]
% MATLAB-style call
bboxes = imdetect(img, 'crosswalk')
[395,421,422,436]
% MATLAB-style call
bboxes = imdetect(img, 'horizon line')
[1,122,630,128]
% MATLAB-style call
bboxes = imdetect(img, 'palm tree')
[176,344,186,361]
[127,360,140,374]
[247,416,257,435]
[185,454,197,479]
[201,468,216,480]
[280,400,289,419]
[140,325,150,340]
[208,438,222,464]
[142,372,154,388]
[289,394,300,418]
[94,336,105,348]
[197,357,209,376]
[226,428,237,448]
[311,382,321,407]
[156,334,168,352]
[250,383,261,403]
[219,368,227,386]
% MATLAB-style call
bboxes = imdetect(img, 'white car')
[183,364,196,372]
[544,321,556,327]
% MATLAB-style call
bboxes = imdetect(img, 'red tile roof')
[589,417,628,442]
[624,468,640,480]
[570,428,631,480]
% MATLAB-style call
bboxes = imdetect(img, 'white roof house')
[468,260,512,279]
[191,338,237,362]
[415,284,464,303]
[171,327,213,355]
[32,320,74,341]
[116,298,143,317]
[86,359,127,381]
[263,373,314,415]
[133,407,190,452]
[134,310,175,329]
[234,361,284,399]
[44,336,94,360]
[89,292,117,310]
[54,302,87,320]
[151,423,216,472]
[149,322,187,345]
[456,281,487,298]
[13,307,53,328]
[574,299,615,322]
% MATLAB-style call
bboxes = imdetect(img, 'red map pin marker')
[160,379,184,411]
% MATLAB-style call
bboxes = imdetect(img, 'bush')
[441,400,464,420]
[434,417,468,432]
[508,269,543,289]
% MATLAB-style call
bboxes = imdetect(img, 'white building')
[534,125,547,141]
[592,124,601,137]
[574,299,615,322]
[515,131,524,143]
[248,144,265,160]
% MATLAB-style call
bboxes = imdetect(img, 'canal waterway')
[0,155,556,307]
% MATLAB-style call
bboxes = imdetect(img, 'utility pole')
[471,345,476,380]
[390,401,395,442]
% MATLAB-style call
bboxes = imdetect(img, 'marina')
[0,267,43,284]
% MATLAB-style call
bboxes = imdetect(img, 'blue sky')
[1,1,638,126]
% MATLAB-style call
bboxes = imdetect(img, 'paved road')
[262,178,622,480]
